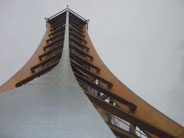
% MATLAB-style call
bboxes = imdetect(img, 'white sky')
[0,0,184,126]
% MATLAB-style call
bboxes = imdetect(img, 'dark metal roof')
[48,8,87,26]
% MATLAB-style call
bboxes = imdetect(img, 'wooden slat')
[31,52,62,72]
[69,18,83,28]
[69,21,83,31]
[69,27,85,38]
[70,31,87,44]
[70,52,100,72]
[106,122,139,138]
[70,44,93,60]
[51,18,65,27]
[85,92,176,138]
[51,22,65,31]
[69,24,84,34]
[74,72,136,111]
[16,61,59,87]
[43,37,64,50]
[70,37,89,51]
[47,31,64,43]
[40,44,63,60]
[83,24,184,137]
[71,61,112,88]
[49,26,65,37]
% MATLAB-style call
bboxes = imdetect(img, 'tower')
[0,7,183,137]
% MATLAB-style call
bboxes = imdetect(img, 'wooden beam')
[47,31,64,43]
[70,52,100,72]
[71,61,112,88]
[69,27,85,38]
[70,30,87,44]
[69,24,84,34]
[43,37,64,50]
[31,52,62,72]
[51,22,65,31]
[39,44,63,60]
[74,72,136,111]
[70,36,89,51]
[16,61,59,87]
[69,18,83,28]
[49,26,65,37]
[51,18,65,27]
[69,21,83,31]
[70,44,93,60]
[106,122,139,138]
[85,92,176,138]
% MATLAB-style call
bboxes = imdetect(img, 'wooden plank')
[74,72,136,111]
[85,92,176,138]
[71,61,112,87]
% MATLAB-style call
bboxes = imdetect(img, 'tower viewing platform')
[0,7,183,138]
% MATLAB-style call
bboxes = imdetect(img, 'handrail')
[69,9,87,22]
[48,8,67,20]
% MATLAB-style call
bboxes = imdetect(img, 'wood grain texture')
[82,24,184,137]
[0,25,51,93]
[0,20,183,137]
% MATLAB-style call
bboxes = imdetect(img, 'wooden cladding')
[70,44,93,60]
[15,17,66,88]
[86,92,176,138]
[0,9,181,138]
[39,44,63,60]
[74,72,136,111]
[70,52,100,72]
[16,61,59,87]
[31,52,62,73]
[71,61,112,88]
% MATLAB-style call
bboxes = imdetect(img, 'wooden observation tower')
[0,7,183,138]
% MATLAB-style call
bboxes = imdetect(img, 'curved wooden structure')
[0,8,183,138]
[0,25,52,93]
[83,24,184,138]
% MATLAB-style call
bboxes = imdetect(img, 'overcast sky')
[0,0,184,126]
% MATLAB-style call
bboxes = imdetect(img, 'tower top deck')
[48,7,87,26]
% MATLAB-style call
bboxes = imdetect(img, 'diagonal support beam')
[39,44,63,60]
[16,61,59,87]
[69,27,85,38]
[51,18,65,27]
[69,24,84,34]
[69,18,83,28]
[49,26,65,37]
[85,92,176,138]
[31,52,62,72]
[106,122,138,138]
[70,52,100,72]
[74,72,136,111]
[43,37,64,50]
[70,37,89,51]
[69,21,83,31]
[70,30,87,44]
[71,61,112,88]
[51,21,66,31]
[47,31,65,43]
[70,44,93,60]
